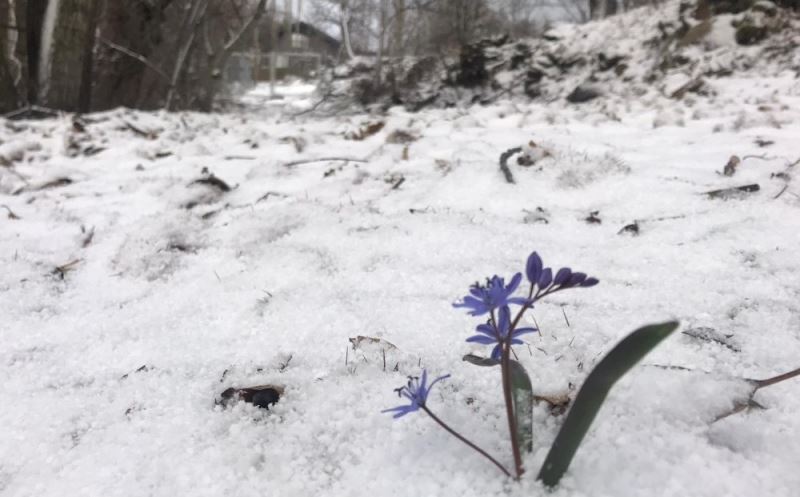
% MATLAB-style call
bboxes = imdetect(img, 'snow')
[3,18,800,497]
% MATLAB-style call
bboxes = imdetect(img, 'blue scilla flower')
[453,273,527,316]
[382,370,451,418]
[465,305,537,360]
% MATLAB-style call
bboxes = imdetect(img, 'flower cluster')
[455,251,598,360]
[383,250,599,481]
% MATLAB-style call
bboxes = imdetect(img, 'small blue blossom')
[453,273,527,316]
[465,305,537,360]
[382,370,451,418]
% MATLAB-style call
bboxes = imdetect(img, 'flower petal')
[427,374,451,393]
[526,251,543,284]
[475,323,496,336]
[538,268,553,288]
[466,335,498,344]
[490,344,503,360]
[567,272,586,287]
[581,277,599,287]
[512,327,537,337]
[554,267,572,286]
[506,272,522,294]
[497,305,511,337]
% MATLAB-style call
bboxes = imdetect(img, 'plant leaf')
[462,354,534,452]
[509,360,533,453]
[537,321,679,487]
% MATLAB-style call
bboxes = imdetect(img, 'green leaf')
[537,321,679,487]
[509,360,533,453]
[462,354,534,453]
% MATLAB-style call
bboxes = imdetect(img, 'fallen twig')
[53,259,82,279]
[773,184,789,199]
[123,121,157,139]
[223,155,256,161]
[81,226,95,248]
[3,105,60,120]
[290,87,334,118]
[284,157,367,168]
[713,367,800,423]
[190,173,232,192]
[1,204,20,220]
[704,184,760,199]
[499,147,521,184]
[682,327,740,352]
[741,154,778,162]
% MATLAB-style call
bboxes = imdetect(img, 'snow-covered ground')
[2,67,800,497]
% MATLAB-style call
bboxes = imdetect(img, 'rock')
[735,22,768,45]
[456,43,489,88]
[524,68,546,98]
[597,53,625,72]
[677,19,713,47]
[510,43,532,70]
[566,84,602,104]
[218,385,285,409]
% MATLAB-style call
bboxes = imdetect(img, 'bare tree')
[0,0,21,111]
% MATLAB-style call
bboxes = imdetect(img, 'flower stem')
[754,366,800,389]
[421,406,512,478]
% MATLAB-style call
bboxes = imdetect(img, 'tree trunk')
[197,0,267,111]
[25,0,47,104]
[392,0,405,56]
[93,0,174,110]
[78,0,100,113]
[340,0,355,59]
[0,0,20,111]
[38,0,93,110]
[589,0,600,19]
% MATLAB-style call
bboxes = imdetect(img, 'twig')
[773,184,789,199]
[99,37,170,81]
[53,259,82,279]
[3,105,60,120]
[754,366,800,389]
[223,155,256,160]
[123,121,156,139]
[284,157,367,168]
[704,184,760,198]
[499,147,521,184]
[741,154,778,162]
[1,205,20,220]
[290,88,334,118]
[561,306,570,328]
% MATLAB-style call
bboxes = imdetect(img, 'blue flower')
[382,370,451,418]
[453,273,527,316]
[465,305,537,360]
